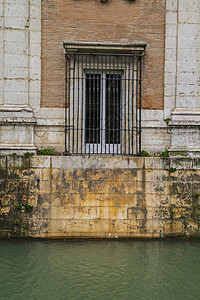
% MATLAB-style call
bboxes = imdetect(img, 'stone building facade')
[0,0,199,155]
[0,0,200,239]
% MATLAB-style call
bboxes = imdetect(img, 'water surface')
[0,239,199,300]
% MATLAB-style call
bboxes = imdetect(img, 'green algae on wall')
[0,156,199,238]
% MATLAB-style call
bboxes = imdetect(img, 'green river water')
[0,239,199,300]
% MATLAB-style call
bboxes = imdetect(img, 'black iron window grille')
[64,51,143,155]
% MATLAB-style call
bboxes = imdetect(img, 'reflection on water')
[0,239,199,300]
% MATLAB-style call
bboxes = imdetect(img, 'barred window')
[64,42,146,155]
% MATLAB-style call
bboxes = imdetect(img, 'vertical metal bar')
[139,56,142,156]
[120,55,123,154]
[65,53,68,154]
[104,55,107,155]
[81,54,84,154]
[124,55,127,155]
[116,55,119,154]
[97,54,100,154]
[93,54,95,153]
[85,54,87,154]
[68,54,71,153]
[113,55,115,155]
[72,54,75,153]
[89,54,92,154]
[132,55,135,155]
[108,55,111,154]
[77,54,80,154]
[101,55,103,154]
[135,56,139,155]
[128,55,131,155]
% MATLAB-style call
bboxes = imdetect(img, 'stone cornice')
[63,41,147,55]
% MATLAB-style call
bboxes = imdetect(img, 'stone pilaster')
[0,0,41,154]
[165,0,200,156]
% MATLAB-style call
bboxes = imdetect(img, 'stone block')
[52,156,82,170]
[164,84,176,97]
[4,67,28,79]
[145,157,170,170]
[165,24,177,37]
[59,193,80,207]
[79,193,115,207]
[30,19,41,31]
[29,92,40,107]
[114,194,138,207]
[30,68,41,80]
[30,31,41,44]
[77,180,111,195]
[4,17,27,29]
[166,0,177,11]
[51,206,74,220]
[4,54,28,68]
[85,169,111,181]
[38,180,51,194]
[4,41,28,55]
[178,47,199,61]
[30,42,41,56]
[112,168,139,182]
[4,29,26,43]
[97,206,127,220]
[170,158,193,169]
[4,79,28,92]
[164,60,176,73]
[30,56,41,69]
[164,220,183,235]
[30,156,51,168]
[29,80,41,93]
[165,51,177,65]
[30,4,41,19]
[3,91,28,105]
[179,0,199,12]
[166,12,177,24]
[165,72,176,85]
[4,3,27,18]
[179,12,200,24]
[73,207,97,220]
[145,181,169,195]
[145,169,168,182]
[51,179,73,195]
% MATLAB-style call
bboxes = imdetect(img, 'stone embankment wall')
[0,156,199,238]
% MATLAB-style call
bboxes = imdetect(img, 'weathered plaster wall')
[0,156,199,238]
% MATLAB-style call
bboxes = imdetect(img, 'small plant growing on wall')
[13,221,19,226]
[140,150,151,157]
[194,192,200,198]
[37,149,54,155]
[164,118,171,125]
[168,167,176,174]
[22,225,28,230]
[24,204,32,213]
[24,152,34,158]
[160,150,169,157]
[16,204,22,210]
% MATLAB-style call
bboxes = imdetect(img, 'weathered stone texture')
[0,156,199,238]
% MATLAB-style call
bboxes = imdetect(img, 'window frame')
[63,42,146,156]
